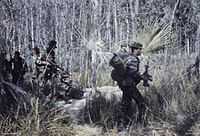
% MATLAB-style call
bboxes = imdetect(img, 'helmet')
[128,42,143,49]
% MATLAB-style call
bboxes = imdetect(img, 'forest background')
[0,0,200,135]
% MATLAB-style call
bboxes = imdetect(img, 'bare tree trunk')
[170,0,180,26]
[186,38,190,56]
[113,1,118,44]
[31,7,34,48]
[70,0,75,48]
[126,3,129,43]
[129,0,135,40]
[37,0,43,47]
[135,0,139,14]
[97,0,101,40]
[106,0,111,51]
[195,25,200,53]
[25,0,29,53]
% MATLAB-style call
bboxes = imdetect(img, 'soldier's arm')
[35,58,48,66]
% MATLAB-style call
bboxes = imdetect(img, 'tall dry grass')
[0,97,75,136]
[0,53,200,136]
[80,53,200,136]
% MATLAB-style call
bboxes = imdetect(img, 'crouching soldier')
[110,42,149,127]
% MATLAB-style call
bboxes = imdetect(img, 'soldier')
[0,51,12,81]
[119,43,128,53]
[44,40,58,81]
[110,42,146,126]
[46,40,57,63]
[33,47,47,79]
[11,51,28,85]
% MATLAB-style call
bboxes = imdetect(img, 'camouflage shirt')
[111,53,141,86]
[125,55,140,77]
[33,55,47,77]
[121,54,141,86]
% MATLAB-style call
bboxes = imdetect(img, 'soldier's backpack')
[109,53,129,82]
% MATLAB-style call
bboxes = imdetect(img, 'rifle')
[142,62,153,87]
[46,60,65,72]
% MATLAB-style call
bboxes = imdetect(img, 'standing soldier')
[11,51,28,85]
[110,42,147,126]
[32,47,47,79]
[0,51,12,81]
[44,40,58,81]
[46,40,57,63]
[119,43,128,53]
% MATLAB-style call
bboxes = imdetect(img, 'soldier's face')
[130,48,142,56]
[136,48,142,56]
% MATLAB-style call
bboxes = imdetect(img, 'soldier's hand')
[140,74,152,87]
[141,73,153,81]
[147,74,153,81]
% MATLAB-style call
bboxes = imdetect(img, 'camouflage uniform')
[34,54,47,78]
[44,40,58,81]
[32,47,45,78]
[0,52,12,81]
[11,51,28,85]
[120,55,146,125]
[110,42,146,126]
